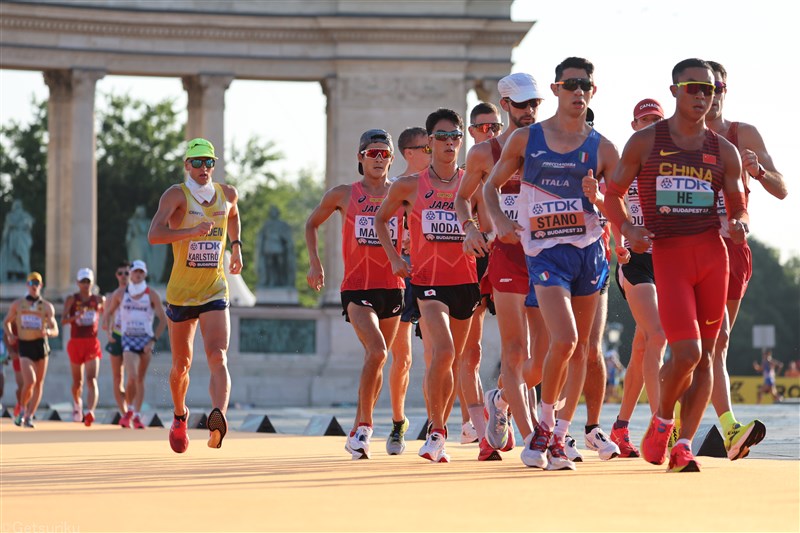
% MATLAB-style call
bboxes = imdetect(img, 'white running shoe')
[345,426,373,460]
[584,427,620,460]
[461,421,479,444]
[520,426,550,469]
[72,401,83,423]
[419,432,449,463]
[546,438,577,471]
[564,434,584,462]
[483,389,509,450]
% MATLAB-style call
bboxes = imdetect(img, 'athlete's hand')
[390,256,411,279]
[741,149,760,177]
[401,234,411,255]
[462,225,490,257]
[6,333,17,345]
[193,220,215,237]
[229,248,243,275]
[582,171,600,204]
[615,246,631,265]
[307,264,324,291]
[624,224,654,254]
[494,214,522,245]
[729,218,749,244]
[144,340,155,357]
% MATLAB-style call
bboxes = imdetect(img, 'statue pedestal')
[0,282,28,301]
[255,287,299,305]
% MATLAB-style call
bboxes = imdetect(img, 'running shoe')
[419,431,449,463]
[345,425,373,460]
[13,412,23,427]
[483,388,509,450]
[386,418,409,456]
[500,418,516,452]
[478,437,502,461]
[724,420,766,461]
[22,417,35,428]
[610,426,640,458]
[564,434,584,462]
[520,425,551,469]
[547,437,576,471]
[132,414,146,430]
[667,443,701,473]
[169,410,190,454]
[668,425,679,450]
[119,410,134,429]
[207,407,228,449]
[641,416,673,465]
[83,411,95,427]
[461,421,479,444]
[584,427,620,460]
[72,401,83,422]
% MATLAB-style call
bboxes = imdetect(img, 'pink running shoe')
[132,414,146,430]
[641,416,674,466]
[119,410,134,429]
[169,411,189,454]
[610,426,640,458]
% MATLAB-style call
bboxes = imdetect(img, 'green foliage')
[0,99,48,275]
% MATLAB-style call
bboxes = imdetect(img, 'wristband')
[462,218,478,232]
[230,240,242,250]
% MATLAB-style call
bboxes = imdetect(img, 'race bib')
[354,215,398,246]
[655,176,714,216]
[123,320,148,336]
[77,310,97,327]
[421,209,464,242]
[529,197,586,240]
[20,313,42,331]
[499,193,520,223]
[716,193,727,217]
[186,239,222,268]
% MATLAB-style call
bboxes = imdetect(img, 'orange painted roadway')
[1,420,798,532]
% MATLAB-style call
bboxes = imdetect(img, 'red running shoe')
[83,412,95,427]
[668,443,701,473]
[478,437,502,461]
[169,411,190,453]
[119,410,134,429]
[641,416,673,465]
[610,426,640,458]
[132,414,146,430]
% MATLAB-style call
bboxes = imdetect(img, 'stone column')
[43,68,105,298]
[182,73,233,181]
[473,77,502,107]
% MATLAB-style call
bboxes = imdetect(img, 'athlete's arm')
[148,186,213,245]
[3,302,18,342]
[738,124,787,200]
[149,290,168,342]
[375,177,415,278]
[456,144,491,257]
[61,295,76,326]
[222,184,243,276]
[719,137,748,243]
[43,301,58,338]
[102,290,122,333]
[304,184,349,291]
[483,128,527,244]
[587,137,621,216]
[610,223,630,265]
[606,130,653,253]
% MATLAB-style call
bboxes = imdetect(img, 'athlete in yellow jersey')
[3,272,59,428]
[148,138,242,453]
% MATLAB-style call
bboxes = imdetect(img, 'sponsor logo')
[659,206,671,214]
[212,211,225,216]
[358,195,367,203]
[590,276,600,285]
[392,305,401,313]
[529,150,547,158]
[499,278,512,283]
[189,210,203,216]
[360,300,373,307]
[704,317,722,325]
[660,150,681,156]
[425,190,435,199]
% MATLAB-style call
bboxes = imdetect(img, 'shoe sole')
[478,450,502,461]
[207,408,228,449]
[728,420,766,461]
[386,439,406,456]
[668,460,701,473]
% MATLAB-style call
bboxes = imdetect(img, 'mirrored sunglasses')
[360,148,392,159]
[189,158,216,169]
[27,280,41,286]
[676,81,716,97]
[405,145,432,154]
[432,130,463,141]
[470,123,503,134]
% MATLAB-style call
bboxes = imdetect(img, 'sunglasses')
[188,159,216,169]
[360,148,392,159]
[676,81,716,97]
[27,280,41,287]
[556,78,594,92]
[714,81,727,93]
[432,130,464,141]
[470,123,503,134]
[504,98,540,110]
[116,271,130,276]
[405,145,432,154]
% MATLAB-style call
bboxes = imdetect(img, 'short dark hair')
[555,57,594,82]
[397,127,427,152]
[469,102,499,124]
[117,260,131,269]
[672,58,712,83]
[706,60,727,82]
[425,108,464,134]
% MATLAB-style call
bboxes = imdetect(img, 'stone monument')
[255,205,297,304]
[0,200,34,284]
[126,205,167,283]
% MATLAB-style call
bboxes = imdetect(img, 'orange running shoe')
[667,443,701,473]
[641,415,673,465]
[169,411,190,453]
[610,426,640,458]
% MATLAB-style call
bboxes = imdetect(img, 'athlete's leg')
[110,355,127,414]
[522,308,547,426]
[584,292,608,426]
[85,357,100,414]
[18,358,36,414]
[347,303,394,427]
[134,348,152,413]
[460,301,486,437]
[168,318,198,417]
[388,321,412,423]
[617,327,646,422]
[28,357,48,417]
[197,309,231,413]
[122,350,140,410]
[711,300,741,416]
[494,291,533,438]
[70,362,85,409]
[624,281,666,415]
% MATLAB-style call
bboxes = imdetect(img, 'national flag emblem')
[579,152,589,163]
[539,271,550,281]
[703,153,717,164]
